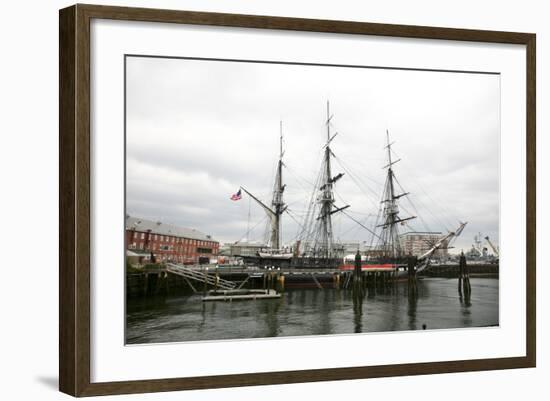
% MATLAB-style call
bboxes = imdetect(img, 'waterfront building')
[125,216,219,265]
[340,240,369,254]
[229,241,267,257]
[399,231,449,259]
[219,243,232,256]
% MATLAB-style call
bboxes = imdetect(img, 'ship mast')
[377,130,416,258]
[315,102,349,259]
[271,121,286,249]
[241,122,286,250]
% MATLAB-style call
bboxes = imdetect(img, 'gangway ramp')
[166,263,237,290]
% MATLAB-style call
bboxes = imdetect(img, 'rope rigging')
[234,108,466,262]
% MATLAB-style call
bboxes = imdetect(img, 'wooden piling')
[278,273,285,292]
[352,250,363,292]
[408,255,418,298]
[459,253,472,298]
[458,253,463,297]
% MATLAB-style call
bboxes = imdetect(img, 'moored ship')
[237,102,466,272]
[338,130,466,274]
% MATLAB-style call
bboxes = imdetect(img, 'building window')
[197,247,213,254]
[140,232,145,239]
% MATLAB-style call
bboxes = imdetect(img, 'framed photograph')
[59,4,536,397]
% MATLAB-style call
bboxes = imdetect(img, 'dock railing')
[166,263,237,290]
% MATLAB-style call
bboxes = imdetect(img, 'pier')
[127,262,403,297]
[127,260,498,299]
[420,263,498,278]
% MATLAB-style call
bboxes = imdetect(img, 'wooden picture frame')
[59,3,536,397]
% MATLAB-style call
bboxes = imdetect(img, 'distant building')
[293,240,345,257]
[219,243,232,256]
[340,240,368,254]
[465,245,489,260]
[229,241,266,257]
[399,231,449,258]
[125,216,219,265]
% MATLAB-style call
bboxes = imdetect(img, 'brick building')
[125,216,219,265]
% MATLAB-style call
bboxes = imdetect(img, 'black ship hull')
[241,255,342,269]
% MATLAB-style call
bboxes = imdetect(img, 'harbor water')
[126,277,498,344]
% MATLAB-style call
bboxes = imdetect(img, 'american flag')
[230,189,242,201]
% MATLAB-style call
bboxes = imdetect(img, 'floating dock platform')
[202,289,281,302]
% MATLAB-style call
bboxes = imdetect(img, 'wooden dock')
[128,263,406,297]
[163,263,401,292]
[202,289,281,302]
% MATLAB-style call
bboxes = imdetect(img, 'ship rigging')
[301,101,349,261]
[236,102,467,271]
[376,130,416,259]
[364,130,467,272]
[240,121,292,259]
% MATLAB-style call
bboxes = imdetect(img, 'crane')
[484,236,499,257]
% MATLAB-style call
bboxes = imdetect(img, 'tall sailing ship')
[237,102,466,272]
[339,130,467,273]
[240,121,293,263]
[290,101,350,268]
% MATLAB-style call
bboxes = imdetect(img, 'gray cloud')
[126,56,500,252]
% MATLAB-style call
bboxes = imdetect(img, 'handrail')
[166,263,237,289]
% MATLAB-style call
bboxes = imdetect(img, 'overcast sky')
[126,56,500,253]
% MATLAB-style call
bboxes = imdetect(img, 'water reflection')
[126,278,497,344]
[263,298,281,337]
[459,292,472,326]
[352,287,365,333]
[407,292,418,331]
